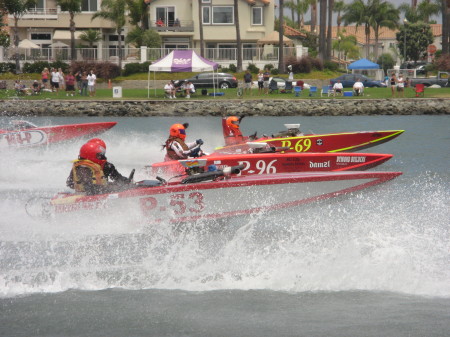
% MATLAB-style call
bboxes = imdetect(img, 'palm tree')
[285,0,297,26]
[279,0,285,73]
[79,29,102,48]
[92,0,126,69]
[342,0,376,59]
[56,0,81,61]
[310,0,318,32]
[327,0,334,60]
[417,0,440,23]
[442,0,449,54]
[3,0,37,72]
[371,1,399,60]
[126,0,150,30]
[318,0,327,60]
[198,0,204,56]
[233,0,242,72]
[333,0,346,34]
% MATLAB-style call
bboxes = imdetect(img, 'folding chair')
[294,86,302,97]
[284,81,293,93]
[321,85,333,97]
[309,86,317,97]
[414,83,425,97]
[269,80,279,93]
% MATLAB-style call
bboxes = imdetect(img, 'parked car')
[410,71,449,87]
[178,72,238,89]
[330,74,386,88]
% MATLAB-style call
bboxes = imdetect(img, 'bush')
[122,62,142,76]
[309,57,323,71]
[297,56,312,73]
[264,64,274,71]
[23,61,51,74]
[324,61,338,71]
[434,54,450,72]
[270,68,279,75]
[247,63,259,74]
[0,62,16,73]
[50,60,70,72]
[70,61,121,79]
[228,64,237,72]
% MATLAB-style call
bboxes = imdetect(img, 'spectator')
[41,67,49,89]
[183,81,195,98]
[257,70,264,95]
[81,71,88,96]
[75,70,82,94]
[174,18,180,27]
[164,80,176,99]
[333,80,343,96]
[58,68,65,90]
[14,80,31,95]
[156,18,164,27]
[32,80,41,95]
[65,72,76,96]
[397,75,405,98]
[243,70,252,96]
[87,69,96,97]
[353,79,364,96]
[390,73,397,97]
[50,68,60,94]
[288,65,294,81]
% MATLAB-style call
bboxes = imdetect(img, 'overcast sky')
[274,0,442,24]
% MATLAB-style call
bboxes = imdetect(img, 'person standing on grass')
[390,73,397,97]
[81,71,88,96]
[263,68,270,95]
[75,70,82,94]
[41,67,49,89]
[87,69,96,97]
[65,72,76,96]
[243,70,252,96]
[58,68,65,91]
[51,68,60,94]
[257,70,264,95]
[397,75,405,98]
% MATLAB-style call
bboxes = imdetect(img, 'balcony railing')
[20,8,58,19]
[150,20,194,33]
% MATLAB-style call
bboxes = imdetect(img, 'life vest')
[225,128,245,146]
[72,159,107,192]
[165,137,189,160]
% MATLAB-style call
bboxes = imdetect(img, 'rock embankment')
[1,99,449,117]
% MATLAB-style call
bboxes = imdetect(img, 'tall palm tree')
[56,0,81,61]
[92,0,126,69]
[442,0,449,54]
[126,0,150,30]
[279,0,285,73]
[326,0,334,60]
[285,0,297,26]
[3,0,37,72]
[233,0,242,71]
[311,0,318,32]
[342,0,376,59]
[318,0,327,60]
[371,1,399,60]
[333,0,346,34]
[198,0,204,56]
[417,0,440,23]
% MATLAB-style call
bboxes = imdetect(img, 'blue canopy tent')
[348,58,382,80]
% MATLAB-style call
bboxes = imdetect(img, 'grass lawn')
[1,85,449,101]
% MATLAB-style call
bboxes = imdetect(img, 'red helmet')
[79,142,107,166]
[169,123,186,140]
[226,116,240,130]
[87,138,106,149]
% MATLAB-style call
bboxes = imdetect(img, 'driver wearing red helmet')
[164,123,203,161]
[66,139,129,195]
[224,116,248,146]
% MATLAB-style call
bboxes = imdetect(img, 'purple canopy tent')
[148,50,219,98]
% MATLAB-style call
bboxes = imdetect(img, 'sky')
[274,0,442,24]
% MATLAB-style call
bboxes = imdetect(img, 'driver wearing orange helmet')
[66,139,129,195]
[224,116,247,145]
[164,123,203,161]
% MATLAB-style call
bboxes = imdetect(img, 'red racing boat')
[215,119,404,154]
[42,169,402,224]
[147,150,393,178]
[0,120,117,149]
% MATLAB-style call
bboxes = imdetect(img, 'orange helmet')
[226,116,240,130]
[87,138,106,149]
[79,142,107,166]
[169,123,186,140]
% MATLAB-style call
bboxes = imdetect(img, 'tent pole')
[154,72,156,97]
[147,69,150,98]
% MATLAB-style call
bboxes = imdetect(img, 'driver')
[66,139,129,195]
[224,116,248,145]
[164,123,203,161]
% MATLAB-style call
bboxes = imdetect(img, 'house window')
[201,0,211,3]
[252,7,263,25]
[31,33,51,40]
[202,7,210,24]
[212,6,233,24]
[156,6,175,26]
[81,0,97,12]
[33,0,44,11]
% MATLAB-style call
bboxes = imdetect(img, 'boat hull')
[148,152,393,178]
[0,122,117,148]
[49,171,402,223]
[214,130,404,154]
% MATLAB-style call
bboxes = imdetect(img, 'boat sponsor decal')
[309,161,330,168]
[54,199,107,213]
[214,160,222,164]
[316,139,323,146]
[336,156,367,163]
[277,139,312,152]
[185,160,202,167]
[237,159,278,175]
[140,192,205,220]
[0,130,47,148]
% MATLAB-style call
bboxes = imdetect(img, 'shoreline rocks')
[1,99,449,117]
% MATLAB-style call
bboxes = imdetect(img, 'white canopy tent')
[147,50,219,98]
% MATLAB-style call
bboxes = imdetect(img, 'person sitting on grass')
[183,81,195,98]
[353,79,364,96]
[333,80,343,96]
[164,80,176,99]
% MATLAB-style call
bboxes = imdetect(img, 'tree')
[126,0,149,30]
[396,21,433,63]
[233,0,242,72]
[125,27,161,48]
[318,0,327,60]
[198,0,204,57]
[92,0,126,69]
[399,1,440,24]
[371,0,399,60]
[442,0,450,54]
[332,32,360,60]
[79,29,102,48]
[326,0,334,60]
[310,0,317,32]
[56,0,81,61]
[3,0,37,72]
[279,0,285,73]
[285,0,297,25]
[333,1,346,34]
[377,52,395,75]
